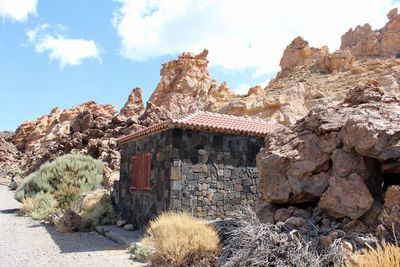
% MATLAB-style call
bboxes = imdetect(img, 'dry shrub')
[20,193,57,220]
[20,197,35,215]
[142,212,220,267]
[218,207,345,267]
[350,241,400,267]
[78,189,115,229]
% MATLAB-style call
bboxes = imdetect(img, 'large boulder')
[257,83,400,221]
[55,209,82,233]
[319,175,374,219]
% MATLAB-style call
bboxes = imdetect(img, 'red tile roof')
[118,111,282,145]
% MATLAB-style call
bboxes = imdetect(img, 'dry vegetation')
[142,212,220,267]
[218,208,345,267]
[20,193,57,220]
[350,241,400,267]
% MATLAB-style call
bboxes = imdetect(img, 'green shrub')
[78,189,115,229]
[15,154,104,202]
[128,243,153,262]
[54,186,81,210]
[21,193,57,220]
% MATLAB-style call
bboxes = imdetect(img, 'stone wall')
[169,129,263,219]
[116,130,172,228]
[114,128,263,228]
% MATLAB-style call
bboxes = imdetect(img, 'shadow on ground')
[39,223,128,253]
[0,208,19,214]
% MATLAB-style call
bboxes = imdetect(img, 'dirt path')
[0,185,139,267]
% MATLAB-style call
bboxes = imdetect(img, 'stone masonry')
[115,128,263,228]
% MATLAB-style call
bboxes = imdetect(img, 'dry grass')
[20,197,35,215]
[350,241,400,267]
[142,212,220,267]
[20,193,57,220]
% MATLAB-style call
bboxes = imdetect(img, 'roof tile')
[118,111,282,144]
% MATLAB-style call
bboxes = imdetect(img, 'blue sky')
[0,0,398,131]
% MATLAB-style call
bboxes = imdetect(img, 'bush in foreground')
[21,193,57,220]
[142,212,220,267]
[350,241,400,267]
[78,189,115,230]
[15,154,104,202]
[218,208,345,267]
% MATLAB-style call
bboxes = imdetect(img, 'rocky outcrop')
[0,132,25,172]
[148,49,237,117]
[13,102,117,152]
[119,87,144,118]
[10,89,156,186]
[341,8,400,58]
[257,84,400,222]
[280,37,313,71]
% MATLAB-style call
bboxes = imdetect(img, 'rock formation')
[9,88,163,186]
[148,49,237,117]
[0,132,25,172]
[119,87,145,118]
[257,83,400,223]
[341,8,400,58]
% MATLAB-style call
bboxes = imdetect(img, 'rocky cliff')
[256,84,400,245]
[341,8,400,58]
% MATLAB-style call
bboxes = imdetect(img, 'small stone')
[375,224,388,237]
[342,220,367,233]
[123,224,134,231]
[275,208,293,222]
[319,235,333,250]
[384,185,400,210]
[284,216,306,227]
[202,198,211,206]
[116,220,127,227]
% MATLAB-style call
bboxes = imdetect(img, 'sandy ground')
[0,185,142,267]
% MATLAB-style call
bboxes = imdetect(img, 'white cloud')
[112,0,398,77]
[0,0,37,21]
[27,24,101,69]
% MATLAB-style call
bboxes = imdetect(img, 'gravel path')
[0,185,140,267]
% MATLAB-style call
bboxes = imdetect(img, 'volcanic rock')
[319,175,373,219]
[257,83,400,221]
[341,8,400,58]
[384,185,400,210]
[119,87,144,118]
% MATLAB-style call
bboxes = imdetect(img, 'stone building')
[114,111,280,228]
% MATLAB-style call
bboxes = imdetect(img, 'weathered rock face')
[13,102,117,152]
[257,84,400,221]
[280,37,313,71]
[0,132,25,172]
[341,8,400,58]
[119,87,144,118]
[148,49,237,117]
